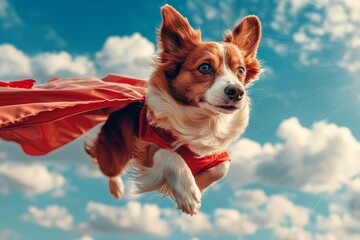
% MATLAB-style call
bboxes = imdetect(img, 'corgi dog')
[86,4,261,215]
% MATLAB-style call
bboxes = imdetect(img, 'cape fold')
[0,75,147,155]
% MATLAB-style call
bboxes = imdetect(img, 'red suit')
[0,75,230,174]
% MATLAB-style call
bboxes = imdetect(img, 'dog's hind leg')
[89,108,137,199]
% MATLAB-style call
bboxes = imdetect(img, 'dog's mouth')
[200,99,240,113]
[217,105,239,111]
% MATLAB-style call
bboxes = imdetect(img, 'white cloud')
[80,201,171,237]
[0,33,154,81]
[273,226,312,240]
[229,117,360,193]
[269,0,360,73]
[253,195,310,228]
[172,206,258,236]
[343,179,360,219]
[0,44,32,79]
[315,233,337,240]
[230,189,268,210]
[32,52,96,80]
[0,43,95,81]
[338,45,360,74]
[175,212,212,234]
[230,189,313,239]
[95,33,155,79]
[317,212,360,239]
[270,0,307,34]
[0,162,66,197]
[314,178,360,239]
[214,208,258,235]
[173,189,310,237]
[21,205,74,231]
[77,236,93,240]
[0,0,22,29]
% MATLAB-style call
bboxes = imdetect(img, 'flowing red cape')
[0,75,146,155]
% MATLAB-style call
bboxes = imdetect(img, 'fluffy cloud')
[76,235,93,240]
[0,43,95,81]
[79,200,259,237]
[17,192,312,238]
[344,179,360,219]
[80,201,171,237]
[175,212,212,234]
[230,189,268,210]
[0,161,66,197]
[314,179,360,239]
[0,44,32,79]
[229,189,312,239]
[173,189,310,237]
[229,117,360,193]
[270,0,360,73]
[273,226,312,240]
[315,233,337,240]
[231,189,310,228]
[21,205,73,231]
[95,33,155,79]
[213,208,257,235]
[316,210,360,239]
[0,33,154,81]
[32,52,96,80]
[254,195,310,228]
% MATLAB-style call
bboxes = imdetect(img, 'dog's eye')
[237,66,246,75]
[198,63,213,74]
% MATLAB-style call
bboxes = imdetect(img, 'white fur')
[146,86,249,157]
[137,149,201,215]
[109,176,125,199]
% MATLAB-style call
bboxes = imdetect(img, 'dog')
[86,4,261,215]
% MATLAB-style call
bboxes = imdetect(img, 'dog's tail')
[84,122,105,164]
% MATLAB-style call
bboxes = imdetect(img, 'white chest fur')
[146,87,250,156]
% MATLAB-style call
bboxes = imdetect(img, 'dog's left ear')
[159,4,201,54]
[225,16,262,84]
[158,5,201,79]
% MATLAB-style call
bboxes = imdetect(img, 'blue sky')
[1,0,360,239]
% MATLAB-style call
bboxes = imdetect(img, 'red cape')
[0,75,146,155]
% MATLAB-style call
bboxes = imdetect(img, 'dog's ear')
[226,16,261,58]
[225,16,262,85]
[159,4,201,53]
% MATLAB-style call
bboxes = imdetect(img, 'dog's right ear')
[159,5,201,54]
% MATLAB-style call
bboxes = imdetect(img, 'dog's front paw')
[109,177,125,200]
[173,185,202,215]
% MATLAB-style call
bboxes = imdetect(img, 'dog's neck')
[145,86,250,157]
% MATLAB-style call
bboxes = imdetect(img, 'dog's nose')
[224,85,244,101]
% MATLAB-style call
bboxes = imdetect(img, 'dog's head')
[150,5,261,114]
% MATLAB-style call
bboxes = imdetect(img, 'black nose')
[224,85,244,101]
